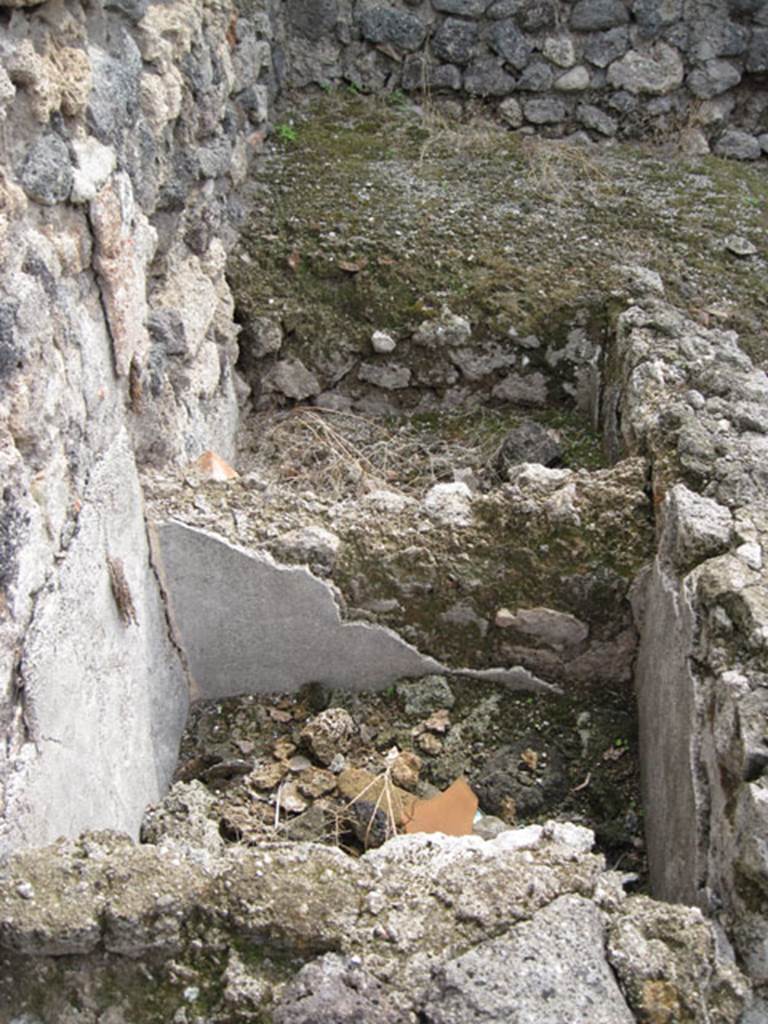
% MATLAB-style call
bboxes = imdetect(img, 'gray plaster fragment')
[152,522,557,699]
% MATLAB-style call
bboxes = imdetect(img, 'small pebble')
[371,330,396,354]
[724,235,757,258]
[16,882,34,900]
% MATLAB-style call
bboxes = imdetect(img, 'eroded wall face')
[0,0,275,851]
[610,303,768,1005]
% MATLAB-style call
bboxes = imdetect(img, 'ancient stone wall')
[0,0,275,851]
[279,0,768,157]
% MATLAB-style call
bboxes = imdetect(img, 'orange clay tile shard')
[190,450,239,481]
[404,778,478,837]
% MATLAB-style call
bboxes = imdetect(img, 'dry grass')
[239,406,507,500]
[521,136,613,206]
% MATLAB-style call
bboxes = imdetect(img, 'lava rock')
[474,737,568,819]
[489,19,531,70]
[583,27,630,67]
[301,708,356,766]
[493,420,563,476]
[570,0,629,31]
[433,19,479,65]
[713,129,762,161]
[359,6,427,51]
[18,135,73,206]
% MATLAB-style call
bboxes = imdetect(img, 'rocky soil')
[161,675,644,873]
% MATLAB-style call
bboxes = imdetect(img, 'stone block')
[18,135,73,206]
[571,0,629,32]
[607,42,685,94]
[433,19,479,65]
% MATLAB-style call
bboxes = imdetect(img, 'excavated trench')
[144,92,768,888]
[143,93,666,878]
[2,90,767,1024]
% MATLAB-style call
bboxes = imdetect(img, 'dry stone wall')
[279,0,768,156]
[606,295,768,1016]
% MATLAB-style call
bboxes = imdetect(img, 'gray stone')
[413,309,472,347]
[285,0,338,41]
[141,781,224,855]
[746,27,768,72]
[714,129,762,161]
[243,315,283,358]
[433,0,489,16]
[449,342,517,380]
[543,35,576,68]
[422,896,635,1023]
[103,0,148,19]
[555,64,591,90]
[687,59,742,99]
[359,6,427,51]
[631,0,682,34]
[86,34,142,147]
[489,20,531,71]
[396,675,456,715]
[18,135,73,206]
[725,235,758,257]
[494,420,563,473]
[660,484,733,572]
[577,102,618,135]
[485,0,556,29]
[498,95,523,126]
[606,42,685,94]
[263,358,321,400]
[523,96,566,122]
[358,361,412,390]
[570,0,629,32]
[239,84,270,124]
[433,19,478,65]
[272,526,342,573]
[492,370,548,404]
[584,27,630,67]
[495,606,589,648]
[424,481,473,526]
[371,330,396,354]
[517,60,555,90]
[402,58,462,92]
[759,133,768,155]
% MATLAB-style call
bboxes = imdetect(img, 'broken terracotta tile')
[188,450,239,482]
[404,778,478,837]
